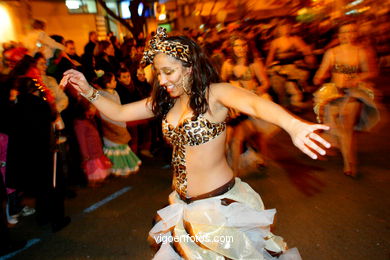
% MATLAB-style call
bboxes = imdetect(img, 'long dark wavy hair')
[227,34,255,66]
[150,36,220,118]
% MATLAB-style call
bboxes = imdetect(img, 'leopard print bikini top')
[162,113,226,198]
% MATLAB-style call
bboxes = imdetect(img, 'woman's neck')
[177,93,190,105]
[236,57,247,65]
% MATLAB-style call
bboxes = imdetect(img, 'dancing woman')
[313,21,379,177]
[63,28,330,259]
[221,34,270,94]
[221,34,275,175]
[266,23,314,108]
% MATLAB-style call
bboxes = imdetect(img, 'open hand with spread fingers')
[286,118,331,159]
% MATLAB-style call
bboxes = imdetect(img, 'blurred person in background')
[22,20,77,73]
[222,34,270,95]
[35,52,69,128]
[0,46,29,102]
[0,167,26,256]
[6,75,70,232]
[374,15,390,69]
[120,37,137,70]
[95,41,119,74]
[221,34,276,175]
[82,31,99,82]
[313,21,380,177]
[34,52,77,198]
[22,19,64,60]
[1,45,28,76]
[109,35,122,61]
[84,31,98,58]
[53,40,83,82]
[96,72,141,176]
[122,45,140,73]
[116,68,142,154]
[203,38,225,75]
[266,22,315,109]
[133,65,154,158]
[73,101,111,187]
[64,40,82,63]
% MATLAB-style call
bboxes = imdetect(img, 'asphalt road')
[3,73,390,260]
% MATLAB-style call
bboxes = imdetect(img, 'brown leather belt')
[180,178,236,204]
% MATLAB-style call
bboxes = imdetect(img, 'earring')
[182,75,191,95]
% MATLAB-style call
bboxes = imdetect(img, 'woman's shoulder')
[208,83,225,100]
[331,45,341,52]
[207,83,230,117]
[209,82,230,90]
[208,82,237,98]
[324,46,338,58]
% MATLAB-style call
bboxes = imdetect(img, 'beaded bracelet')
[80,88,101,102]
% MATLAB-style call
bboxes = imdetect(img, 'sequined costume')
[223,61,260,93]
[313,63,380,131]
[150,114,301,260]
[332,63,360,75]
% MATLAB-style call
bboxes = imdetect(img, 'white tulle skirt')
[149,178,301,260]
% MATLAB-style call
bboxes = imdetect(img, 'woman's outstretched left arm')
[211,83,330,159]
[61,69,154,122]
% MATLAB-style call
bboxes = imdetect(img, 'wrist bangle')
[81,88,100,102]
[80,87,93,98]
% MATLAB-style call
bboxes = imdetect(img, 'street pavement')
[3,73,390,260]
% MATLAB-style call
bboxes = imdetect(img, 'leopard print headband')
[141,27,192,65]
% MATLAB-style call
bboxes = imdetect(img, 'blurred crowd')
[0,12,388,255]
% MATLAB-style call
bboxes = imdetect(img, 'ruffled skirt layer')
[82,155,111,182]
[313,83,380,131]
[103,144,141,176]
[150,178,301,260]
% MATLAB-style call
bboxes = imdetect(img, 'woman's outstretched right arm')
[62,69,155,122]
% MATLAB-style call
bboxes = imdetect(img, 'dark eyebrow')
[154,66,175,71]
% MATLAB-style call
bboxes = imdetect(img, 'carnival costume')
[313,63,380,131]
[223,56,279,172]
[223,57,278,134]
[143,28,301,260]
[99,90,141,176]
[268,45,308,107]
[73,117,111,183]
